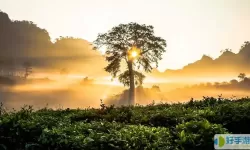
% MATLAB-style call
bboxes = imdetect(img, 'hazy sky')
[1,0,250,71]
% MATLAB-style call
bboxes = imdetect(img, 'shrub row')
[1,97,249,149]
[70,97,250,133]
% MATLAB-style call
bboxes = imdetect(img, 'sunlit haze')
[1,0,250,71]
[1,0,250,110]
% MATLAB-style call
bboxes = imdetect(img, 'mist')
[2,74,250,111]
[0,81,124,110]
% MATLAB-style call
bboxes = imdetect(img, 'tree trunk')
[128,61,135,105]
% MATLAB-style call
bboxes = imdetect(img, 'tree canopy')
[94,22,166,77]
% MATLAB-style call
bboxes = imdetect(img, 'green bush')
[204,102,250,133]
[39,122,172,150]
[174,120,228,150]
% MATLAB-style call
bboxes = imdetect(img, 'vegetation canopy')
[2,97,250,150]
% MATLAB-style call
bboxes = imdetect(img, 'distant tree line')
[0,10,103,76]
[179,73,250,91]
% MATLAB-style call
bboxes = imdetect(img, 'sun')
[131,51,138,58]
[128,46,141,60]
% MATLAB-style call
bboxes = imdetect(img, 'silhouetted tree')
[60,68,69,76]
[214,82,220,88]
[199,83,206,87]
[238,73,246,81]
[94,22,166,105]
[220,48,232,53]
[222,81,228,85]
[243,77,250,83]
[240,41,250,51]
[151,85,161,92]
[206,82,212,87]
[230,79,238,85]
[81,77,94,85]
[23,61,32,79]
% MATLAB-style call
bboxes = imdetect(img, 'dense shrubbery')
[2,97,250,149]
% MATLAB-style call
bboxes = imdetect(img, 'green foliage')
[39,122,172,150]
[174,120,228,150]
[1,97,250,149]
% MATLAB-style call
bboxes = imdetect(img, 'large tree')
[94,22,166,105]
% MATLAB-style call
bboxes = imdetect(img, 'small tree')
[60,68,69,77]
[81,77,94,85]
[238,73,246,81]
[94,22,166,105]
[220,48,232,53]
[214,82,220,88]
[151,85,161,92]
[23,61,32,79]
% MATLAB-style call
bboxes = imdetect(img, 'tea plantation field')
[1,97,250,150]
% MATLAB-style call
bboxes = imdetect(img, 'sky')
[1,0,250,72]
